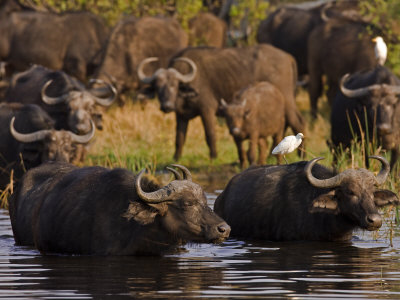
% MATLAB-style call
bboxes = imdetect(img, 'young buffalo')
[9,163,230,255]
[214,156,399,241]
[220,81,285,167]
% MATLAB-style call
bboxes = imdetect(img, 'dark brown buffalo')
[214,156,399,241]
[220,81,286,167]
[0,103,94,189]
[307,18,378,119]
[331,66,400,171]
[138,44,305,160]
[5,65,116,134]
[93,16,188,96]
[9,163,231,255]
[0,2,109,81]
[256,0,362,78]
[189,12,227,48]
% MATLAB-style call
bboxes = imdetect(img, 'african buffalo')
[93,16,188,96]
[331,66,400,171]
[220,81,286,167]
[0,1,109,81]
[214,156,399,241]
[138,44,305,160]
[9,163,231,255]
[256,0,361,78]
[189,12,227,48]
[307,18,378,119]
[0,103,94,189]
[5,65,116,134]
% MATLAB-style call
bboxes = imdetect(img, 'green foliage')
[359,0,400,75]
[229,0,269,45]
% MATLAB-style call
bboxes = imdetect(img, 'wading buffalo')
[5,65,116,134]
[93,16,188,96]
[189,12,227,48]
[138,44,305,160]
[307,18,377,119]
[0,3,109,81]
[331,66,400,171]
[220,81,286,167]
[214,156,399,241]
[9,163,231,255]
[256,0,362,78]
[0,103,94,189]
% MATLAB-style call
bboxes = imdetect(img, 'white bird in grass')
[272,133,304,164]
[372,36,387,66]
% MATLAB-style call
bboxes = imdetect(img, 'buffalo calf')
[220,81,285,167]
[9,163,230,255]
[214,156,398,241]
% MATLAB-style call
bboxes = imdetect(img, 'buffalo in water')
[0,0,109,81]
[93,16,188,98]
[9,163,230,255]
[0,103,94,189]
[331,66,400,171]
[5,65,116,134]
[138,44,305,160]
[214,156,399,241]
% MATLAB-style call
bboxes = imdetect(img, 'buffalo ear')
[309,190,340,214]
[374,189,400,207]
[122,201,168,225]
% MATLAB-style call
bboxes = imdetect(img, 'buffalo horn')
[68,120,95,144]
[137,57,160,84]
[305,157,343,188]
[169,164,193,181]
[41,80,69,105]
[10,117,50,143]
[166,166,182,180]
[88,79,117,106]
[340,74,381,98]
[369,155,390,185]
[135,169,174,203]
[171,57,197,83]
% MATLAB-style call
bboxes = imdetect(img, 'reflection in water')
[1,197,400,298]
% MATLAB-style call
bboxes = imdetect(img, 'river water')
[1,189,400,299]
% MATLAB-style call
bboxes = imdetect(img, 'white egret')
[372,36,387,66]
[272,133,304,164]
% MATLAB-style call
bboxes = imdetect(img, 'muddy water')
[0,187,400,299]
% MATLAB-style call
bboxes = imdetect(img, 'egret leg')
[283,155,288,164]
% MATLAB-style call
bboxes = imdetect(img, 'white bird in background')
[372,36,387,66]
[272,133,304,164]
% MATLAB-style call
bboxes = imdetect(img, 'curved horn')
[320,1,332,22]
[166,166,182,180]
[137,57,160,84]
[369,155,390,185]
[220,98,228,108]
[88,79,117,106]
[68,120,95,144]
[305,157,343,188]
[41,80,69,105]
[10,117,50,143]
[340,74,380,98]
[135,169,173,203]
[171,57,197,83]
[169,164,192,181]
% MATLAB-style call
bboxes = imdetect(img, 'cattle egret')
[372,36,387,66]
[272,133,304,163]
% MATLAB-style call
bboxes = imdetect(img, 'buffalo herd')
[0,0,399,255]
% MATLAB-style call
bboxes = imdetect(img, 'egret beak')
[372,37,377,42]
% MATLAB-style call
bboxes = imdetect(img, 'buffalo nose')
[217,223,231,237]
[161,102,174,112]
[231,127,241,136]
[366,214,382,229]
[378,124,392,135]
